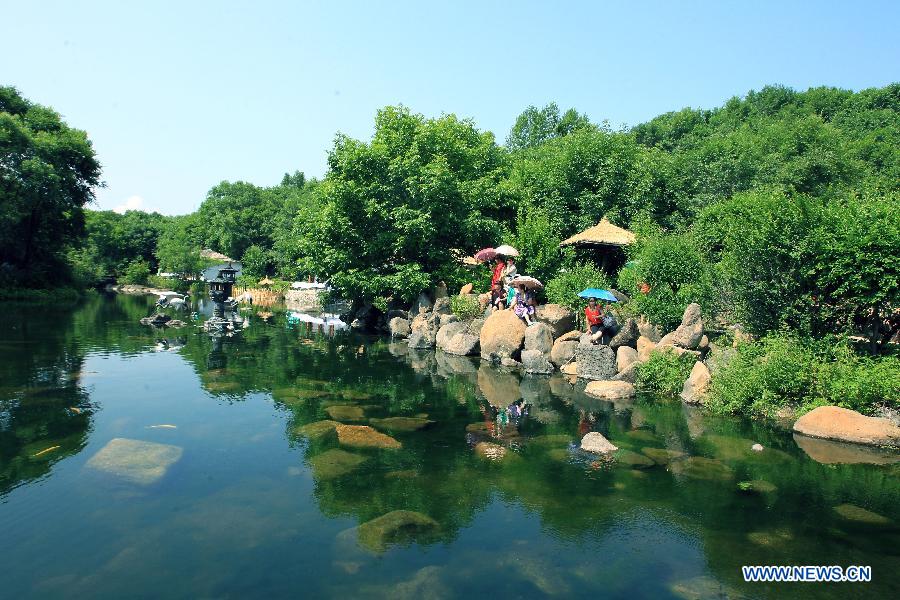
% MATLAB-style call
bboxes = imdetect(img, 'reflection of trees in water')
[0,302,94,497]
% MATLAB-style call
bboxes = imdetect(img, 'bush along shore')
[379,287,899,454]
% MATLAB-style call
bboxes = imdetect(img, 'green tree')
[506,103,594,151]
[240,244,271,280]
[0,86,101,287]
[194,181,285,259]
[155,216,204,278]
[305,105,512,303]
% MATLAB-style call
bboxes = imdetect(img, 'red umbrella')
[475,248,498,262]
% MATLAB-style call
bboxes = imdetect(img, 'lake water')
[1,294,898,599]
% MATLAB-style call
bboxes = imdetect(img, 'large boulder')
[433,296,452,315]
[480,309,527,362]
[580,432,618,454]
[584,380,636,400]
[665,303,704,350]
[467,317,485,336]
[438,313,459,328]
[459,283,474,295]
[444,332,480,356]
[793,406,900,448]
[524,322,554,354]
[550,340,578,367]
[389,317,411,339]
[680,361,711,405]
[575,343,616,381]
[637,336,656,362]
[535,304,576,339]
[521,349,554,374]
[408,312,438,349]
[608,318,639,350]
[616,346,638,372]
[611,362,637,384]
[409,293,433,318]
[637,319,663,342]
[436,321,467,351]
[557,330,581,343]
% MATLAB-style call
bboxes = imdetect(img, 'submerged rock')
[641,447,686,465]
[833,503,892,525]
[669,456,733,481]
[747,528,793,547]
[369,417,434,432]
[474,441,509,461]
[309,448,368,479]
[296,420,340,442]
[615,449,655,468]
[325,405,366,422]
[580,432,618,454]
[85,438,183,485]
[336,425,402,449]
[737,480,778,494]
[670,575,746,600]
[356,510,441,553]
[793,406,900,448]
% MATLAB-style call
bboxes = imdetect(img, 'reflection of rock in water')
[435,351,479,378]
[477,364,522,408]
[520,376,559,424]
[793,433,900,465]
[406,348,436,374]
[387,341,409,357]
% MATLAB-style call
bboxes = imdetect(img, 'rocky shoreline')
[386,290,900,463]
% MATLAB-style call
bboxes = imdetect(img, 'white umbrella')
[509,275,543,290]
[494,244,519,257]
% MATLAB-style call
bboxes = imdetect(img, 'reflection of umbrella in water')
[474,247,497,262]
[578,288,618,302]
[509,275,543,290]
[494,244,519,257]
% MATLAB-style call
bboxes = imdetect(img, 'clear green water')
[1,294,898,599]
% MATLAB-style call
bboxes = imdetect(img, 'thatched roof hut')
[559,219,635,248]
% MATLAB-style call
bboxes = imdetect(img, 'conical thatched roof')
[201,249,236,262]
[258,277,275,287]
[559,219,635,248]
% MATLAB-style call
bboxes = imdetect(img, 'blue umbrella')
[578,288,618,302]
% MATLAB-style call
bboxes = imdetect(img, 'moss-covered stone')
[369,417,434,432]
[342,390,373,401]
[326,405,366,421]
[296,420,340,442]
[669,456,733,481]
[833,503,891,525]
[747,528,792,547]
[336,425,402,449]
[356,510,441,552]
[308,449,368,479]
[615,449,656,469]
[737,479,778,494]
[528,434,573,447]
[641,447,686,465]
[625,429,659,443]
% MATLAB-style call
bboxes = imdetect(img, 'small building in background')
[559,218,636,274]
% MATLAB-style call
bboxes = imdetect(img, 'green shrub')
[121,260,151,285]
[706,334,900,418]
[545,262,609,312]
[450,294,482,321]
[147,275,190,294]
[635,351,696,396]
[618,231,716,331]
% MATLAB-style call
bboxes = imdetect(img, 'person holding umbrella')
[510,276,542,326]
[579,289,620,344]
[491,255,507,289]
[584,297,605,343]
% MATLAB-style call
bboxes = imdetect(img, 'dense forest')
[2,83,898,415]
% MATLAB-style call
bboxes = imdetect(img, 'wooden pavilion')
[559,218,636,274]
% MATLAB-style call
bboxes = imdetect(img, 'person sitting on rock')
[489,282,507,311]
[585,297,604,344]
[512,282,536,326]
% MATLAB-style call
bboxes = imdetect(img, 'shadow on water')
[1,294,899,599]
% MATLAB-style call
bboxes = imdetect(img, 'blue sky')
[2,0,898,215]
